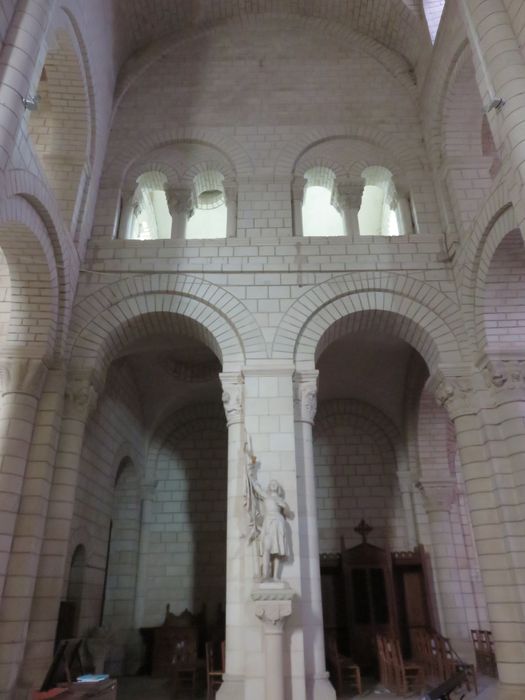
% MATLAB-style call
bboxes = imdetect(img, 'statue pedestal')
[251,582,295,700]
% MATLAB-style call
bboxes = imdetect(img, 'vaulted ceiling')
[112,0,426,79]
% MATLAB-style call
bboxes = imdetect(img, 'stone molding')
[430,368,475,420]
[293,370,318,424]
[0,357,47,398]
[479,355,525,395]
[64,373,99,420]
[220,372,244,427]
[416,480,458,513]
[252,586,294,632]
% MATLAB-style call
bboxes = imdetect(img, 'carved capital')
[417,480,458,513]
[337,182,364,211]
[480,356,525,396]
[164,187,193,216]
[430,369,475,420]
[293,371,318,424]
[0,357,47,398]
[252,586,294,633]
[64,373,99,420]
[220,372,244,427]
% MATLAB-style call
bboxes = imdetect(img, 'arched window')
[359,166,409,237]
[423,0,445,43]
[186,170,228,240]
[128,171,172,240]
[302,167,344,237]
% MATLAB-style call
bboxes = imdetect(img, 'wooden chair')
[325,635,362,696]
[472,629,498,678]
[170,628,198,697]
[376,634,425,695]
[205,641,223,699]
[437,634,477,694]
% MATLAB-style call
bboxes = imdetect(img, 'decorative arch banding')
[68,274,268,380]
[272,272,467,371]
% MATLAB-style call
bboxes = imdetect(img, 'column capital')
[293,370,318,424]
[252,587,294,632]
[416,479,458,513]
[478,354,525,399]
[64,372,99,420]
[337,182,364,211]
[429,367,476,420]
[164,186,193,217]
[220,371,244,427]
[0,357,47,398]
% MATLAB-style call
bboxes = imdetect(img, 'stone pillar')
[133,480,158,628]
[396,470,417,549]
[0,358,47,598]
[291,177,306,238]
[217,372,245,700]
[224,185,238,238]
[418,479,470,650]
[17,372,99,692]
[293,371,335,700]
[165,186,193,240]
[432,367,525,697]
[459,0,525,228]
[0,367,65,699]
[252,586,294,700]
[0,0,55,170]
[337,183,363,238]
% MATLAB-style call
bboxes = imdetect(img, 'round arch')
[68,273,268,382]
[0,196,59,360]
[272,272,467,371]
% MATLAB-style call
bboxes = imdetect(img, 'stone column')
[165,186,193,240]
[432,368,525,697]
[293,371,335,700]
[17,372,99,691]
[396,470,417,549]
[133,480,158,628]
[291,177,306,238]
[459,0,525,228]
[0,358,47,598]
[337,183,363,238]
[224,185,238,239]
[0,0,55,170]
[418,479,470,650]
[252,587,294,700]
[217,372,245,700]
[0,367,65,699]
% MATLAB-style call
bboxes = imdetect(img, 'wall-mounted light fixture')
[22,94,40,111]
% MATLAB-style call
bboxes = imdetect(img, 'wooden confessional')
[320,520,437,673]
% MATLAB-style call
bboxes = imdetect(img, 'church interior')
[0,1,525,699]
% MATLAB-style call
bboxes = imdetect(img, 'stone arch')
[6,170,75,358]
[277,129,423,180]
[114,12,419,108]
[27,20,92,236]
[459,191,516,354]
[272,272,467,371]
[0,196,59,360]
[68,274,267,383]
[111,443,143,484]
[103,133,252,191]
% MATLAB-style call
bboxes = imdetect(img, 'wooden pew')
[376,634,425,695]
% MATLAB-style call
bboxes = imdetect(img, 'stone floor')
[116,674,498,699]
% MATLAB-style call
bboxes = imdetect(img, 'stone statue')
[243,452,294,581]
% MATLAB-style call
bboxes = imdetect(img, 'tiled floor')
[116,674,498,699]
